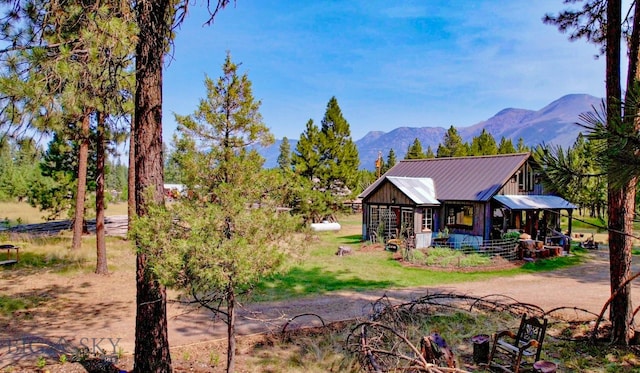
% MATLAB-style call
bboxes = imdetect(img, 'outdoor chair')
[487,314,548,373]
[370,230,378,244]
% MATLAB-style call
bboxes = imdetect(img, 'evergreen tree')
[164,143,184,184]
[437,126,467,157]
[516,137,529,152]
[277,137,292,172]
[425,145,436,159]
[29,131,98,220]
[174,53,273,197]
[381,148,397,173]
[133,0,175,369]
[469,129,498,156]
[292,119,321,180]
[128,1,232,369]
[292,97,359,222]
[134,52,297,372]
[317,96,359,191]
[105,159,128,201]
[497,136,516,154]
[0,0,135,254]
[405,138,426,159]
[0,137,42,202]
[545,0,639,344]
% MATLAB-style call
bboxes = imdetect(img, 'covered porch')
[492,195,577,252]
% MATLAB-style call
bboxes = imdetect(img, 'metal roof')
[493,195,577,210]
[361,153,530,202]
[386,177,440,205]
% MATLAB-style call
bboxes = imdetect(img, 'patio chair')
[487,314,547,373]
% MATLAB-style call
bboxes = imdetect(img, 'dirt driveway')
[1,247,638,369]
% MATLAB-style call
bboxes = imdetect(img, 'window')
[401,208,414,237]
[447,208,456,225]
[422,207,433,231]
[446,204,474,228]
[517,163,535,192]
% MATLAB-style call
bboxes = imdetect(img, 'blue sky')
[162,1,606,144]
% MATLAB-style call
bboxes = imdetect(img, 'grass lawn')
[0,203,602,302]
[254,213,586,301]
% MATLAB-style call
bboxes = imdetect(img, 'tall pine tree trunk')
[605,0,634,346]
[610,0,640,345]
[133,0,172,371]
[128,127,135,231]
[72,111,90,251]
[95,111,108,275]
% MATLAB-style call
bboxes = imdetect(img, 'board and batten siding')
[363,180,413,206]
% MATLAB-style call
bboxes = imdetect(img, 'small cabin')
[359,153,576,248]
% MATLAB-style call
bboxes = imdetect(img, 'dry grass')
[0,201,129,226]
[0,201,48,225]
[0,231,134,274]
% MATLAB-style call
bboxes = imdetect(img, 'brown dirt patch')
[1,238,639,372]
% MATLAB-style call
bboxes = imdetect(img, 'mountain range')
[258,93,603,170]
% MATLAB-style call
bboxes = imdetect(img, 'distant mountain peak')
[259,94,603,170]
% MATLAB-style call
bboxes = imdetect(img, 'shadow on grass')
[255,266,395,301]
[338,234,363,245]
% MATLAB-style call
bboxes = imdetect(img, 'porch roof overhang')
[386,176,440,206]
[493,195,577,210]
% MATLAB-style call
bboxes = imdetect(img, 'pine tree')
[292,97,358,222]
[133,0,174,370]
[127,1,232,370]
[516,137,529,152]
[497,137,516,154]
[318,96,359,191]
[405,138,426,159]
[437,126,467,157]
[425,145,436,159]
[469,129,498,156]
[134,52,294,372]
[381,148,397,173]
[278,137,292,172]
[174,53,273,195]
[292,119,322,180]
[545,0,638,344]
[0,0,135,255]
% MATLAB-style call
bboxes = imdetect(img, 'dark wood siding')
[364,180,414,206]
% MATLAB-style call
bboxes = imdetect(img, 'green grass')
[0,295,44,316]
[0,205,587,302]
[253,214,583,301]
[416,246,492,267]
[521,248,585,272]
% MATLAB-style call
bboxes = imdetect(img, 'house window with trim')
[401,208,414,237]
[517,163,535,192]
[446,204,474,229]
[422,207,433,231]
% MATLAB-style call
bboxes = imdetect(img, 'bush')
[502,231,520,240]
